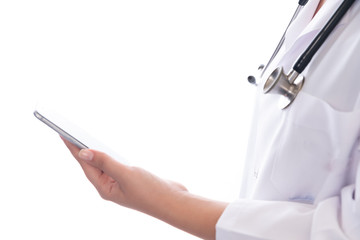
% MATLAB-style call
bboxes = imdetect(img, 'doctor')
[63,0,360,239]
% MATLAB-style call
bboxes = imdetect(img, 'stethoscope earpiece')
[247,64,265,86]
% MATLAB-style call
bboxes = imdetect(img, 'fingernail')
[79,149,94,161]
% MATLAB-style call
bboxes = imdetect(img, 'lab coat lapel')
[303,0,351,35]
[284,0,320,51]
[284,0,349,52]
[356,156,360,201]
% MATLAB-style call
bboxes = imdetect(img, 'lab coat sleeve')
[216,184,360,240]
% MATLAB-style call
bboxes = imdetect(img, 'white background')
[0,0,293,239]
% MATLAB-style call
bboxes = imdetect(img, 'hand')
[62,138,187,215]
[62,138,227,240]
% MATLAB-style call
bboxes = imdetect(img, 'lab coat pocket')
[270,92,360,203]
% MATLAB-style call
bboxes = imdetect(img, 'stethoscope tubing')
[260,5,303,77]
[260,0,309,78]
[261,0,356,109]
[299,0,310,5]
[293,0,356,73]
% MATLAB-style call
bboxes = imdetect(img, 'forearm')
[64,144,228,240]
[148,189,228,240]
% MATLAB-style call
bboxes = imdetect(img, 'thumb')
[78,149,129,181]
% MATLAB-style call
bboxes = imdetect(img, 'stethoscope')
[248,0,356,109]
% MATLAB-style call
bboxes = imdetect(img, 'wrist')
[154,189,228,240]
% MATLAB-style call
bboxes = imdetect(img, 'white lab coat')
[216,0,360,239]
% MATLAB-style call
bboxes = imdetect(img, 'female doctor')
[63,0,360,239]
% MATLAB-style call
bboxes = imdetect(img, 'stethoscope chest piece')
[253,0,355,110]
[263,67,304,109]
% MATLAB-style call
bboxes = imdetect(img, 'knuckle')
[99,192,110,201]
[96,186,111,201]
[94,152,108,169]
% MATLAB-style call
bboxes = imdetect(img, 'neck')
[314,0,327,16]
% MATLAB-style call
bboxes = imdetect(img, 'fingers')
[61,136,81,159]
[61,136,129,183]
[61,137,133,205]
[61,137,103,183]
[78,149,129,182]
